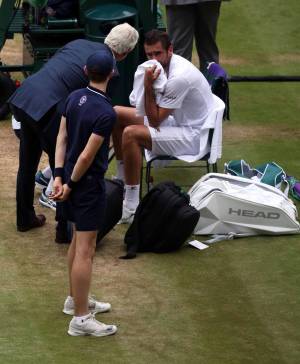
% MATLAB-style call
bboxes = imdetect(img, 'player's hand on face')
[144,65,161,88]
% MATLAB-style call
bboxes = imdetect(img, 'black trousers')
[10,104,62,227]
[165,1,221,72]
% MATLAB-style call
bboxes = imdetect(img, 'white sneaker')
[63,296,111,315]
[118,203,136,224]
[68,313,117,337]
[39,188,56,210]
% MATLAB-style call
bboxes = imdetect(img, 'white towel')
[129,60,167,116]
[207,95,224,164]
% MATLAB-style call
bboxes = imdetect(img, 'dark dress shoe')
[17,214,46,232]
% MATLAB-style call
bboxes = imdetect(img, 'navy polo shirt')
[63,85,116,179]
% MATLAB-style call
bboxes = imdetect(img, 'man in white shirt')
[113,29,215,223]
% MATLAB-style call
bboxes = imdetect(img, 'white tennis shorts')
[145,116,200,156]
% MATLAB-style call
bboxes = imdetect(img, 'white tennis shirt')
[159,54,215,128]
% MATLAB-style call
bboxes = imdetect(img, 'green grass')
[229,83,300,126]
[1,1,300,363]
[219,0,300,75]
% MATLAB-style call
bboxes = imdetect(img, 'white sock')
[66,295,73,303]
[116,160,125,181]
[45,177,54,196]
[124,184,140,210]
[42,166,52,179]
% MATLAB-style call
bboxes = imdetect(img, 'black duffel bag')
[97,178,124,243]
[122,181,200,259]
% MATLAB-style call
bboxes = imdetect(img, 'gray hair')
[104,23,139,55]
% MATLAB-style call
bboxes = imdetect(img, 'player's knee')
[114,105,121,118]
[76,239,96,260]
[123,125,138,144]
[114,105,134,126]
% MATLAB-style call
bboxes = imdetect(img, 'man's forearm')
[55,116,67,168]
[69,133,104,183]
[144,85,161,128]
[55,134,67,168]
[70,154,94,182]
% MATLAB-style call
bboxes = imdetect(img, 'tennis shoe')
[39,189,56,210]
[35,170,50,189]
[118,203,136,224]
[68,313,117,337]
[63,296,111,315]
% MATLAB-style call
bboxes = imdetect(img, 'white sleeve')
[158,77,189,109]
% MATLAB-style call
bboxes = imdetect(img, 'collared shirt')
[63,85,116,178]
[158,54,214,128]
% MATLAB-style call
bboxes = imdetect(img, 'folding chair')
[140,94,225,196]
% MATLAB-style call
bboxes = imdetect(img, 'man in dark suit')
[9,23,139,238]
[0,72,16,120]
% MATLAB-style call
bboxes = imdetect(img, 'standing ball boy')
[52,50,117,337]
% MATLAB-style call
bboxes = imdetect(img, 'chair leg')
[206,161,210,174]
[145,162,152,193]
[140,163,144,199]
[108,146,115,164]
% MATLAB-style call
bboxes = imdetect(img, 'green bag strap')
[253,162,289,195]
[225,160,289,195]
[224,159,253,178]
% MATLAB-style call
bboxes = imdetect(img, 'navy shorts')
[64,175,106,232]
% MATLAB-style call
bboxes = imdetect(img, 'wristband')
[67,178,77,189]
[54,167,64,178]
